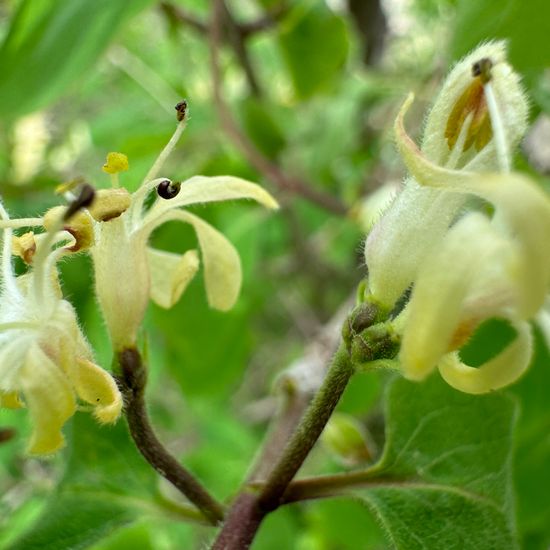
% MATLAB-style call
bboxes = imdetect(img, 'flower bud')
[321,412,374,465]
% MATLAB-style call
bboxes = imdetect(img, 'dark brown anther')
[175,100,188,122]
[64,184,96,220]
[0,428,15,444]
[472,57,493,84]
[157,180,181,200]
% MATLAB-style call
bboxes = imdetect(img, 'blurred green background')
[0,0,549,548]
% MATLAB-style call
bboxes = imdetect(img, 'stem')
[117,347,225,526]
[211,343,353,548]
[281,470,394,503]
[247,389,312,483]
[258,343,353,508]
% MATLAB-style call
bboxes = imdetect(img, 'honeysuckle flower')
[363,41,550,393]
[61,107,278,350]
[0,201,122,454]
[364,42,528,311]
[394,135,550,392]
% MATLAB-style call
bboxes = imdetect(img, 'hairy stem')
[211,343,353,548]
[258,343,353,507]
[117,347,225,526]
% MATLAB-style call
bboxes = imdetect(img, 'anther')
[472,58,493,84]
[157,180,181,200]
[175,100,188,122]
[64,184,96,221]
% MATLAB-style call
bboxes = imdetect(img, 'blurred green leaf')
[238,97,286,159]
[451,0,550,80]
[512,330,550,550]
[277,2,349,99]
[0,0,154,119]
[354,375,518,549]
[7,414,159,550]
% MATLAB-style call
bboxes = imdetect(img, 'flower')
[0,201,122,454]
[61,108,278,350]
[364,42,550,393]
[364,42,528,312]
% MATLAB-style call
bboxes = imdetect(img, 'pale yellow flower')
[365,42,550,393]
[0,202,122,454]
[364,42,528,311]
[68,110,278,350]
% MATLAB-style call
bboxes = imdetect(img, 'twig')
[218,1,262,96]
[281,470,396,503]
[209,0,348,216]
[247,297,352,482]
[211,343,353,549]
[117,347,225,526]
[159,1,208,33]
[160,1,289,39]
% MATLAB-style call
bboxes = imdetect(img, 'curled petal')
[70,358,122,424]
[399,214,511,381]
[438,320,532,394]
[421,41,527,167]
[396,98,550,317]
[147,247,200,309]
[146,176,278,222]
[148,210,242,311]
[20,345,76,455]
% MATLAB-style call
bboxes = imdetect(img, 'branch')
[160,1,289,39]
[211,343,353,549]
[209,0,348,216]
[281,471,398,503]
[117,347,225,526]
[159,1,208,33]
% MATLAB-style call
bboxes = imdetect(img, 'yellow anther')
[88,188,131,222]
[12,232,37,264]
[445,79,492,153]
[44,207,95,252]
[102,152,129,175]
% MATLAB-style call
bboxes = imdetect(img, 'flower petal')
[364,177,464,309]
[147,247,200,309]
[69,358,122,424]
[396,100,550,317]
[437,320,532,394]
[399,214,511,381]
[19,345,76,455]
[149,210,242,311]
[421,41,527,168]
[146,176,278,222]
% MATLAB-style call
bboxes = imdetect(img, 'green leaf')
[451,0,550,77]
[7,413,159,550]
[238,97,286,159]
[0,0,154,119]
[354,375,518,549]
[277,2,349,99]
[512,330,550,549]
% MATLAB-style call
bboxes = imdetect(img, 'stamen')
[157,180,181,199]
[33,186,94,309]
[483,81,510,173]
[471,57,510,172]
[130,101,189,227]
[175,100,188,122]
[141,99,189,185]
[0,218,44,229]
[0,321,40,332]
[64,184,96,221]
[0,201,20,297]
[471,58,493,83]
